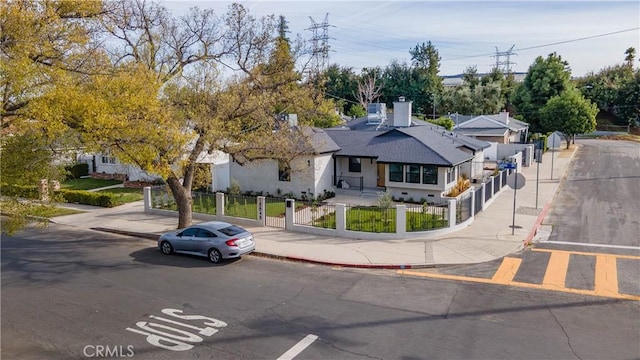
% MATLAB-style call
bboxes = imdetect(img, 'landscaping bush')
[1,183,39,199]
[57,189,123,207]
[64,163,89,180]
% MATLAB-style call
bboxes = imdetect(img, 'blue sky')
[163,1,640,77]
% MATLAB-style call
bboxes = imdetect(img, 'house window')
[278,160,290,182]
[406,165,420,183]
[389,163,403,182]
[101,155,116,164]
[422,165,438,185]
[348,157,361,173]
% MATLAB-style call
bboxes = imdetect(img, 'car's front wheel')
[208,248,223,264]
[160,241,173,255]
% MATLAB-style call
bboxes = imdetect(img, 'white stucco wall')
[230,156,324,199]
[314,154,336,197]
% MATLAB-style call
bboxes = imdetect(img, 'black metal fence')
[485,178,493,202]
[501,170,508,187]
[192,191,216,215]
[264,197,286,228]
[293,201,337,229]
[334,176,363,191]
[224,194,258,220]
[493,175,501,195]
[345,205,396,233]
[474,187,482,215]
[456,193,473,223]
[406,204,448,231]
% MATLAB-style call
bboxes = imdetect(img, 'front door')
[377,163,385,187]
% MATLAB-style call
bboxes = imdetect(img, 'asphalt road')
[2,226,639,360]
[545,139,639,248]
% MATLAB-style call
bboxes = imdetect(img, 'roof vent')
[398,96,405,102]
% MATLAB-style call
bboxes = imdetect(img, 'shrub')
[57,189,123,207]
[64,163,89,180]
[1,183,39,199]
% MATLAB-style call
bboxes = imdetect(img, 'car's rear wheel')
[161,241,173,255]
[208,248,223,264]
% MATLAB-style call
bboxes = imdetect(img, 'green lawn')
[97,187,144,203]
[61,178,123,190]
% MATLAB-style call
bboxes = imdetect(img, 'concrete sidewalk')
[51,146,578,268]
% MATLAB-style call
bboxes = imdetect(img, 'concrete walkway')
[51,146,578,268]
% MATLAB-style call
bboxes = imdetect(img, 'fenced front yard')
[145,172,511,239]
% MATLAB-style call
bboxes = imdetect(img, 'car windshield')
[218,225,246,236]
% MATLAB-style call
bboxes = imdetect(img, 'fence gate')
[264,197,286,228]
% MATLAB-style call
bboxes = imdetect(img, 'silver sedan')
[158,221,255,263]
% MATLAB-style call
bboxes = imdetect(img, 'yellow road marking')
[492,257,522,284]
[543,251,570,289]
[532,248,640,260]
[397,269,640,301]
[594,255,619,296]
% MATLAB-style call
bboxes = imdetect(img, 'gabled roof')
[325,125,489,167]
[453,114,528,132]
[300,126,341,154]
[453,128,510,137]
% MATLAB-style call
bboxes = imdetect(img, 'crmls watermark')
[83,345,134,358]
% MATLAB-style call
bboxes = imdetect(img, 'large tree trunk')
[167,176,193,229]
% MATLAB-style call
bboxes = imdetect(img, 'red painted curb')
[250,252,435,270]
[524,202,551,245]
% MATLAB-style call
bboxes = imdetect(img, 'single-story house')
[451,111,529,144]
[229,98,491,203]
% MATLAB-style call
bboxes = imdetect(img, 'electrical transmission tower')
[493,45,517,74]
[307,13,332,77]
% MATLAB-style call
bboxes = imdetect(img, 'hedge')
[1,184,39,199]
[65,163,89,179]
[57,189,124,208]
[1,184,125,208]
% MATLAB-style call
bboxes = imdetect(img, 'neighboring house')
[228,97,490,203]
[451,111,529,144]
[77,150,230,191]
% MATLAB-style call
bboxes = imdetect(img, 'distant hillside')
[441,72,527,86]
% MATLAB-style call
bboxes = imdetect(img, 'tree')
[511,52,572,132]
[540,88,598,149]
[1,0,107,233]
[408,41,443,115]
[323,64,359,115]
[624,47,636,67]
[356,68,383,110]
[462,65,479,90]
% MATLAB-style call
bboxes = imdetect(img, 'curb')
[90,227,435,270]
[250,251,436,270]
[91,227,160,240]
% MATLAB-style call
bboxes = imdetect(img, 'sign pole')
[512,167,518,235]
[536,156,540,208]
[551,146,555,180]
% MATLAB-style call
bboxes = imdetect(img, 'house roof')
[452,113,529,132]
[301,126,341,154]
[325,124,489,167]
[453,128,510,137]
